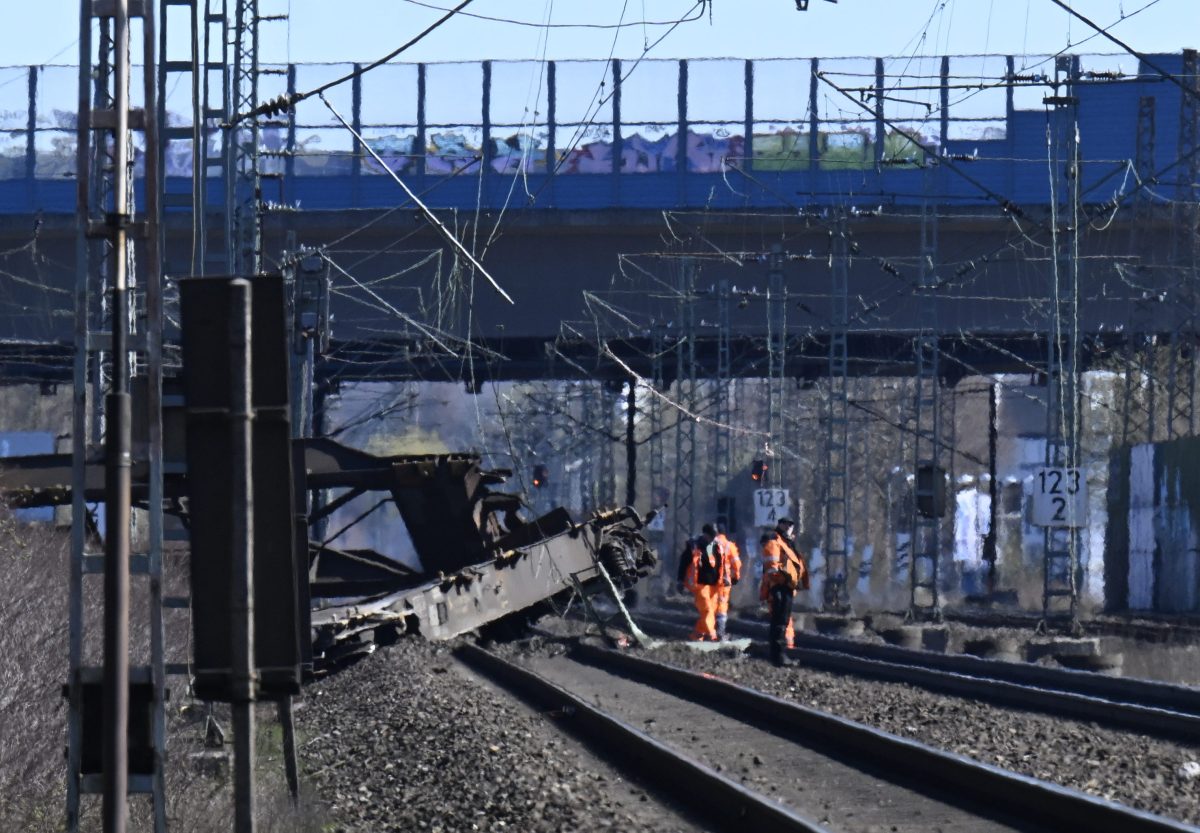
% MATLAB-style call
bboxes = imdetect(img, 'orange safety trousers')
[716,584,732,616]
[690,584,720,641]
[767,595,795,648]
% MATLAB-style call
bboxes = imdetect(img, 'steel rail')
[454,643,831,833]
[635,612,1200,743]
[639,611,1200,718]
[572,642,1199,833]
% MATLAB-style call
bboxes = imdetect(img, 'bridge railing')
[0,53,1168,212]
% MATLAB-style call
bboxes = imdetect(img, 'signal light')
[751,459,768,483]
[532,463,549,488]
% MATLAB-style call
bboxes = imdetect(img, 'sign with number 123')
[1031,467,1087,528]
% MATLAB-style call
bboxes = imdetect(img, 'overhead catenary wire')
[319,93,515,305]
[1042,0,1199,103]
[232,0,477,125]
[398,0,704,30]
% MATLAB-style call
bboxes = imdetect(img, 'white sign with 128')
[754,488,790,528]
[1031,467,1087,527]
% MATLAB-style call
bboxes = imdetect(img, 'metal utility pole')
[648,323,668,576]
[598,383,616,508]
[625,381,638,508]
[1121,95,1158,446]
[102,7,134,827]
[823,220,850,611]
[766,244,787,490]
[909,154,943,620]
[983,381,1000,593]
[713,278,733,497]
[229,280,257,833]
[1042,56,1083,627]
[673,259,698,564]
[1167,49,1200,440]
[72,1,164,831]
[576,383,597,513]
[289,250,331,440]
[227,0,265,276]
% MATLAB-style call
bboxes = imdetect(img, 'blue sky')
[1,0,1192,142]
[0,0,1194,67]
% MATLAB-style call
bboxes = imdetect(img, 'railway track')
[456,641,1197,833]
[637,611,1200,743]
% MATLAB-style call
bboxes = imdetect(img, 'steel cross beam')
[1041,56,1083,628]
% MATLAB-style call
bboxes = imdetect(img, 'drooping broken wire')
[319,93,516,306]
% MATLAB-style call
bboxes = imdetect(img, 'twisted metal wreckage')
[0,434,659,668]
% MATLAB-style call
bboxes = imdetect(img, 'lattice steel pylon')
[597,383,616,508]
[766,244,787,491]
[823,220,850,611]
[909,155,942,621]
[1167,49,1200,440]
[225,0,289,276]
[713,278,733,494]
[70,2,165,830]
[1042,56,1083,627]
[649,322,667,513]
[1120,95,1158,447]
[672,258,698,565]
[574,382,596,513]
[193,0,233,276]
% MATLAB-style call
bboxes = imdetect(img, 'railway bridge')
[0,51,1193,386]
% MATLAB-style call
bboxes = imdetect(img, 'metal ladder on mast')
[909,155,943,621]
[1041,56,1083,630]
[824,220,851,611]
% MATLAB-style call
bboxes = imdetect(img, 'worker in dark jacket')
[676,528,713,591]
[759,518,808,666]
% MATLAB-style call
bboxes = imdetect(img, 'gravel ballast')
[640,640,1200,825]
[297,637,700,833]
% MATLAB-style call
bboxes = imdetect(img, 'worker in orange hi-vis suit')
[711,523,742,641]
[683,528,725,641]
[759,518,809,667]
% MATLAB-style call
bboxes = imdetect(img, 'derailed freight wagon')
[0,434,658,673]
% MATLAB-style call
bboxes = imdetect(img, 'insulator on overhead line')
[256,93,297,119]
[1001,200,1025,219]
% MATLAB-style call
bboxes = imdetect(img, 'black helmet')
[701,523,717,537]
